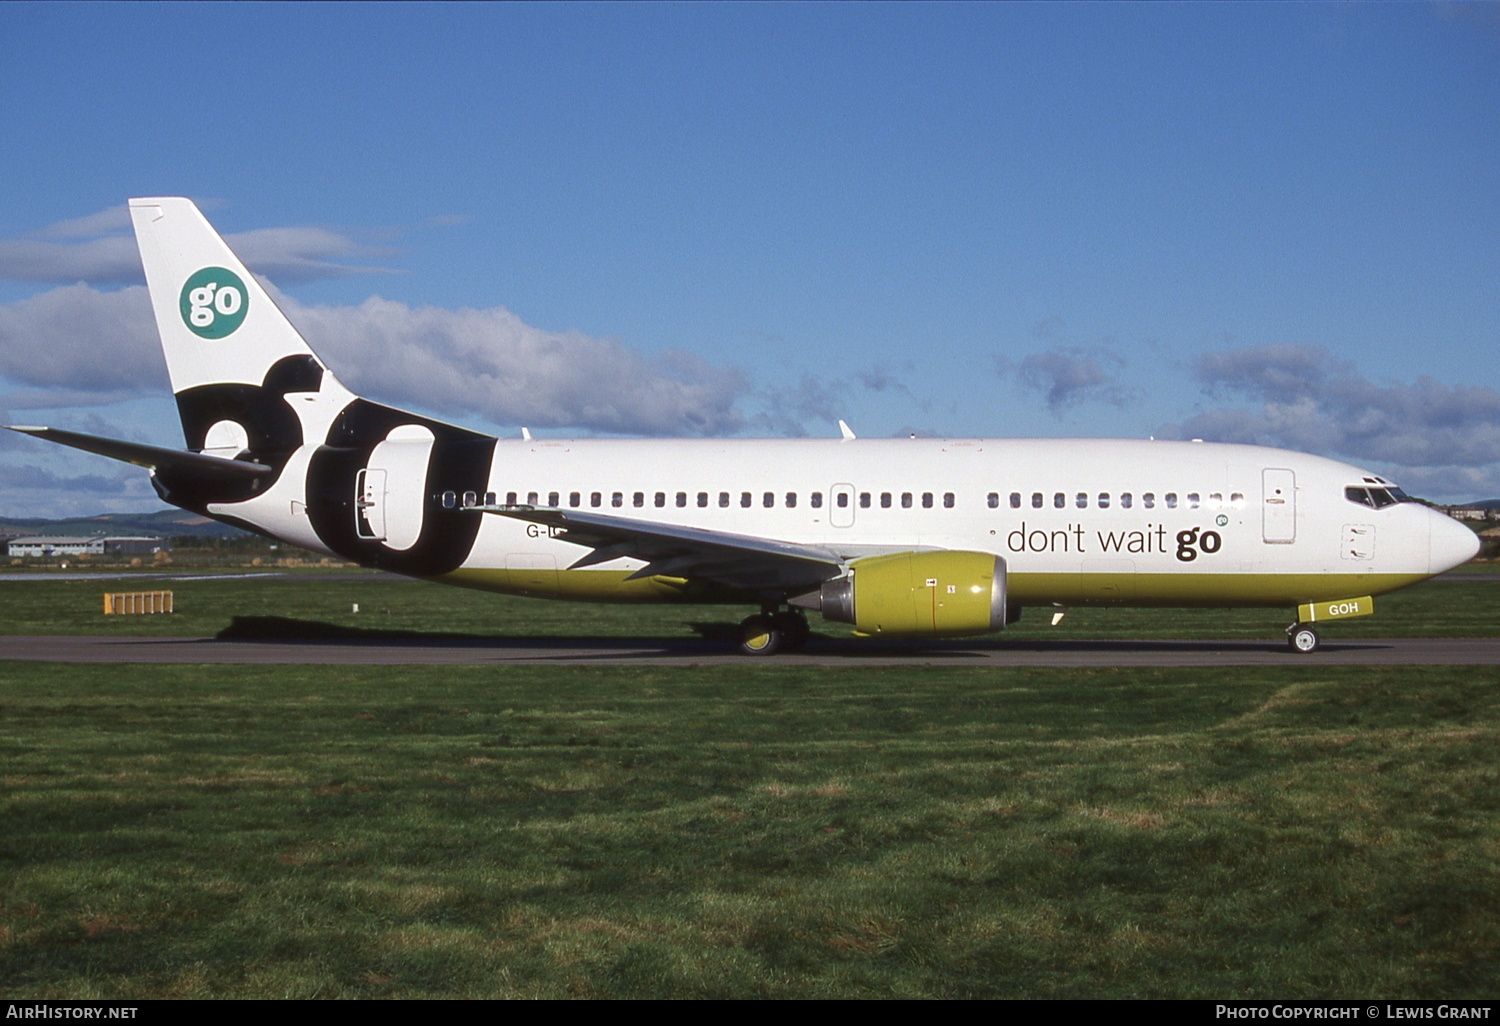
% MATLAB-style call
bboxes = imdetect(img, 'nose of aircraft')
[1429,510,1481,575]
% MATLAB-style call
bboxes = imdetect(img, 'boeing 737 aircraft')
[7,198,1480,654]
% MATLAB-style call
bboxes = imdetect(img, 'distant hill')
[0,508,252,540]
[1464,499,1500,511]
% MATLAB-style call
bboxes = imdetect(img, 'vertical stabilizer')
[129,198,358,454]
[129,198,332,395]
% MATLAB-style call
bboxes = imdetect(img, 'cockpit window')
[1346,485,1414,509]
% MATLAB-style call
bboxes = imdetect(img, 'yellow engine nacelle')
[798,551,1008,637]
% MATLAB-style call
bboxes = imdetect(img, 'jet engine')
[791,551,1007,637]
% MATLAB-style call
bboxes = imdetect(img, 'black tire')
[772,611,810,650]
[739,614,783,656]
[1288,626,1320,653]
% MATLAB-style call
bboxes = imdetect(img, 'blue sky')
[1,2,1497,516]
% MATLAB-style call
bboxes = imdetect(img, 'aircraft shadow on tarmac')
[212,615,1367,657]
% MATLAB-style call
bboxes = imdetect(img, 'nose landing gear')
[1287,624,1321,653]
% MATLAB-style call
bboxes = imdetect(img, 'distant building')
[6,535,169,558]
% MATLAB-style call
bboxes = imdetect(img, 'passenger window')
[506,492,517,505]
[988,493,999,509]
[1165,493,1177,509]
[1011,493,1022,509]
[548,491,559,507]
[859,492,871,508]
[442,490,456,509]
[763,492,774,508]
[921,492,933,509]
[652,492,664,508]
[1053,493,1065,509]
[881,493,892,508]
[1032,493,1043,509]
[1187,493,1200,509]
[527,491,539,505]
[612,492,624,508]
[1076,492,1088,509]
[810,492,822,508]
[836,492,849,508]
[569,492,581,507]
[697,492,708,508]
[484,492,496,507]
[718,492,730,508]
[1230,492,1245,509]
[462,491,477,508]
[740,492,752,508]
[902,493,913,509]
[1207,492,1222,509]
[943,492,954,508]
[786,492,797,508]
[1120,492,1132,509]
[676,492,687,508]
[1142,492,1154,509]
[1098,492,1110,509]
[633,492,644,508]
[590,492,601,508]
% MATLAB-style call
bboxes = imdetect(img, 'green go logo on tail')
[179,267,249,339]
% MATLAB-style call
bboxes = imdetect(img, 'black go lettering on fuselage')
[1175,526,1222,562]
[307,398,496,576]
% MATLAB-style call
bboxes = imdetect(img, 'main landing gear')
[1287,623,1321,654]
[738,607,811,656]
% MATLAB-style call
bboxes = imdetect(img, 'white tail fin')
[129,198,330,394]
[130,197,362,453]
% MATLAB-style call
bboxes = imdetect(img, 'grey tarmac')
[2,634,1498,667]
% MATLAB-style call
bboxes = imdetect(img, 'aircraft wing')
[4,425,274,481]
[478,506,847,592]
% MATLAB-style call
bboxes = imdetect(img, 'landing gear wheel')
[1288,625,1320,654]
[739,614,783,656]
[771,611,810,650]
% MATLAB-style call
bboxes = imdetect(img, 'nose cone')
[1430,512,1481,575]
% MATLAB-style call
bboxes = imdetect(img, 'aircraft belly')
[1008,571,1428,607]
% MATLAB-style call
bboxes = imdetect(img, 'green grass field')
[0,565,1495,643]
[1,569,1497,998]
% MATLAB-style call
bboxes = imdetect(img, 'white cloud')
[0,280,753,438]
[999,347,1138,413]
[0,208,395,285]
[0,284,164,391]
[1178,343,1500,467]
[276,290,749,436]
[30,205,132,239]
[1165,343,1500,500]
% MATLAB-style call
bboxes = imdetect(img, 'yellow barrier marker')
[103,591,174,615]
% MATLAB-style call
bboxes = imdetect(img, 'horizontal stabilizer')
[4,425,274,481]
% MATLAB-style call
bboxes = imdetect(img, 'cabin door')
[1262,468,1296,544]
[355,469,386,540]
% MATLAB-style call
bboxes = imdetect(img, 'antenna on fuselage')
[838,420,856,441]
[521,427,532,441]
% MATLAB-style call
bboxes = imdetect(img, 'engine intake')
[792,551,1007,637]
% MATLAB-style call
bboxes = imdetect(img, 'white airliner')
[6,198,1480,654]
